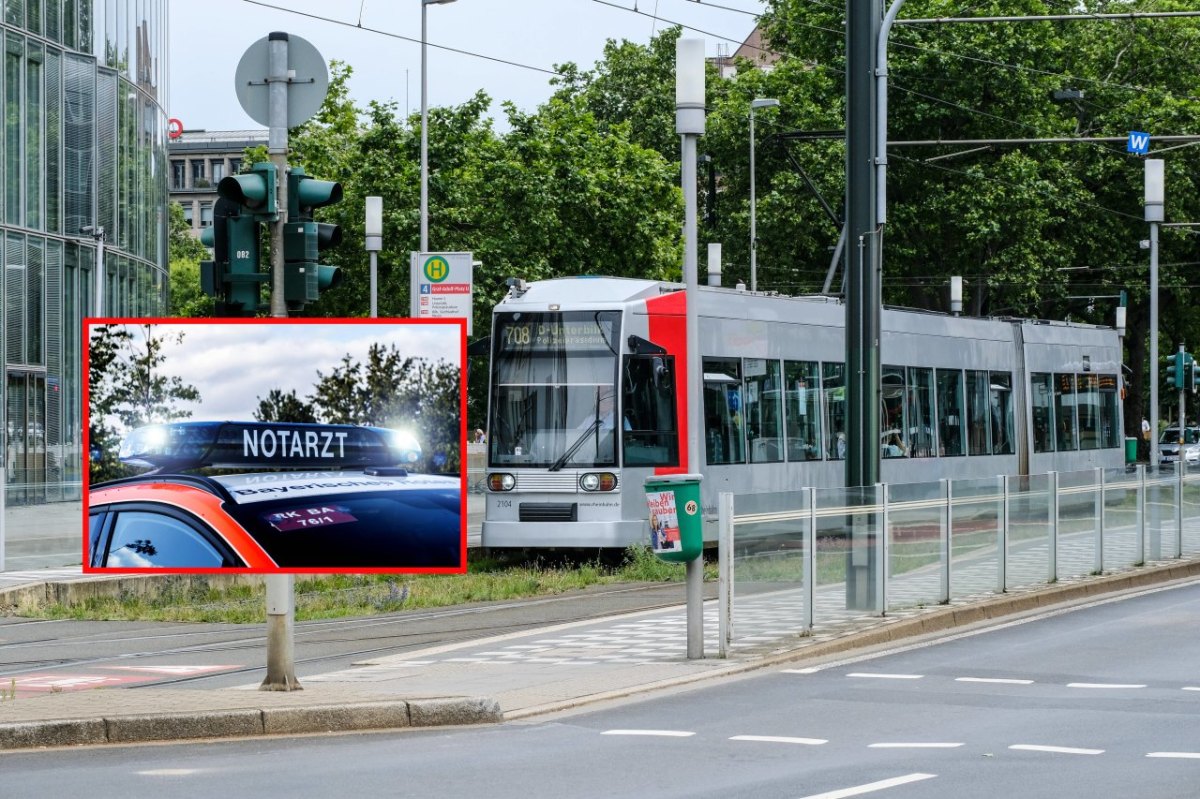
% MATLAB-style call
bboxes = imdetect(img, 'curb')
[0,696,502,751]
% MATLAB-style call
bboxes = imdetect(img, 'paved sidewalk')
[2,556,1199,751]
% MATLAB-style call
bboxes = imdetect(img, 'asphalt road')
[4,580,1197,798]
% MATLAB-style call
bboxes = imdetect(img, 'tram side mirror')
[653,357,673,391]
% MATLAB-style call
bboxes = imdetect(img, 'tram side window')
[622,355,679,467]
[881,365,907,457]
[704,358,745,465]
[1099,374,1120,448]
[1031,373,1055,453]
[990,372,1014,455]
[744,358,783,463]
[784,360,822,461]
[1055,373,1078,452]
[906,367,936,458]
[936,369,965,457]
[1076,373,1101,450]
[966,370,991,456]
[823,362,847,459]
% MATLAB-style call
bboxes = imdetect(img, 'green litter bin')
[1125,437,1138,464]
[643,473,704,562]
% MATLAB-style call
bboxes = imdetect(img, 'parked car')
[1158,426,1200,465]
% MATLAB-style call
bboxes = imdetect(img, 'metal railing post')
[878,483,888,614]
[717,491,733,658]
[1096,467,1106,574]
[1136,464,1146,564]
[998,475,1009,594]
[1176,464,1185,559]
[1049,471,1058,584]
[804,487,816,631]
[940,478,950,604]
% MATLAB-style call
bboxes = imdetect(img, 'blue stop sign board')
[1128,131,1150,155]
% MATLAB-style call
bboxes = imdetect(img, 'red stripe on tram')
[645,291,688,475]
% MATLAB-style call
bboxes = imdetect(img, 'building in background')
[169,129,267,235]
[3,0,169,516]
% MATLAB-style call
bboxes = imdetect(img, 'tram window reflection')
[784,360,822,461]
[1031,372,1055,453]
[745,358,782,463]
[936,369,965,457]
[703,358,744,465]
[906,366,936,458]
[1055,373,1078,452]
[990,372,1014,455]
[823,362,846,460]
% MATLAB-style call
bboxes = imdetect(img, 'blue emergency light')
[118,421,422,471]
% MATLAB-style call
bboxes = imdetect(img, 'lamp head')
[750,98,780,110]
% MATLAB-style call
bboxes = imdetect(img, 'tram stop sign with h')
[410,251,473,335]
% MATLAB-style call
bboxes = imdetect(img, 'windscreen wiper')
[549,419,600,472]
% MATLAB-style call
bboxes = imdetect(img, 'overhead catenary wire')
[241,0,564,77]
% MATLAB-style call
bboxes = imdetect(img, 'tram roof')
[497,276,1116,337]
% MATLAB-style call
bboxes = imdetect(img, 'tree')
[253,389,317,423]
[167,201,213,317]
[308,344,458,473]
[88,324,202,482]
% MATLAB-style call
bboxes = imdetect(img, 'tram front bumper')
[481,518,647,549]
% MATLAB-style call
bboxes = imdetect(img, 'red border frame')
[82,316,468,575]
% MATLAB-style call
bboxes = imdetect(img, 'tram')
[481,276,1124,549]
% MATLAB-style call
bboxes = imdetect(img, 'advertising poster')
[84,318,466,575]
[646,489,681,553]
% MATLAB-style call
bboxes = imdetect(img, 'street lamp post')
[421,0,456,255]
[365,196,383,318]
[82,226,106,315]
[749,98,779,293]
[677,38,706,660]
[1146,159,1164,468]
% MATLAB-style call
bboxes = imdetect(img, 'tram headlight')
[580,472,617,492]
[488,472,515,492]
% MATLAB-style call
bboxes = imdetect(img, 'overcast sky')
[95,322,461,425]
[169,0,764,132]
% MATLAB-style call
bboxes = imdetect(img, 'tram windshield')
[488,311,623,469]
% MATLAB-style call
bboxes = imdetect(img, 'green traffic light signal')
[218,161,278,221]
[201,197,267,316]
[287,167,342,219]
[280,167,343,310]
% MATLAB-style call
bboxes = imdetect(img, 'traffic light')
[199,198,267,316]
[217,162,278,221]
[1188,353,1199,394]
[281,167,343,309]
[1167,352,1181,390]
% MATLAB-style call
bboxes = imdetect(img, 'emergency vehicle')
[87,421,463,571]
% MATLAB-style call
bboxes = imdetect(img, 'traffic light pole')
[267,32,290,321]
[262,31,299,691]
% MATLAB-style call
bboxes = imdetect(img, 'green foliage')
[253,388,318,423]
[167,201,213,317]
[88,325,202,482]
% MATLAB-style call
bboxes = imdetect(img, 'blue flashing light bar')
[118,421,422,471]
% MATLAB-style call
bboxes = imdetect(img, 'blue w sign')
[1127,131,1150,155]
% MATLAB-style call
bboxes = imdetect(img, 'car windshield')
[222,487,460,568]
[1160,428,1200,445]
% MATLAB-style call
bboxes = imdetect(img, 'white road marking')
[731,735,827,745]
[783,667,822,674]
[601,729,695,737]
[847,672,923,680]
[136,770,200,776]
[1183,686,1200,692]
[1147,752,1200,759]
[796,772,937,799]
[1066,683,1146,689]
[1010,744,1104,755]
[869,742,963,749]
[955,677,1034,685]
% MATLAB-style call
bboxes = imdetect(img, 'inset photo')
[84,319,465,573]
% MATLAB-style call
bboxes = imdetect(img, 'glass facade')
[3,0,168,507]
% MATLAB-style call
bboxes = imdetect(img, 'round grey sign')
[234,32,329,128]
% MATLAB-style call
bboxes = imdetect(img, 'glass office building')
[4,0,168,507]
